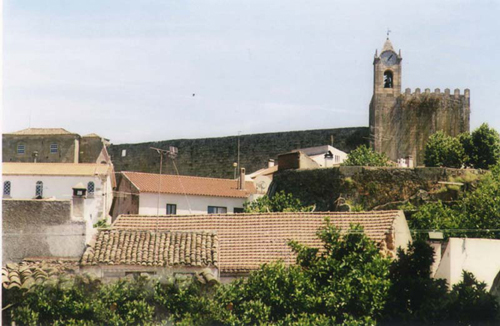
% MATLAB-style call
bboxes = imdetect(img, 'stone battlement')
[403,88,470,99]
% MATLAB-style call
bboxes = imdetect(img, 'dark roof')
[112,211,404,273]
[81,230,218,268]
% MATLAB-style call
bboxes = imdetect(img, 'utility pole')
[237,131,241,182]
[150,146,178,216]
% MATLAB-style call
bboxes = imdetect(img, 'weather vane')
[387,28,392,39]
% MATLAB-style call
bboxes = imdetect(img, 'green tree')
[216,222,391,324]
[448,271,499,325]
[384,240,450,324]
[342,145,390,167]
[424,131,465,168]
[462,123,500,169]
[409,163,500,240]
[244,190,314,213]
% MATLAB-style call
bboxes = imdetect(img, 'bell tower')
[369,37,402,156]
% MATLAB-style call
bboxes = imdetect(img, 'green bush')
[244,190,314,213]
[424,131,465,168]
[342,145,390,167]
[424,124,500,169]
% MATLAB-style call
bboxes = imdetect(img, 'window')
[50,143,58,153]
[384,70,393,88]
[121,149,127,157]
[87,182,95,197]
[208,206,227,214]
[233,207,244,213]
[3,181,11,196]
[166,204,177,215]
[35,181,43,198]
[17,144,25,154]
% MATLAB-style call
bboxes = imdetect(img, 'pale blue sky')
[3,0,500,143]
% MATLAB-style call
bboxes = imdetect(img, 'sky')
[3,0,500,144]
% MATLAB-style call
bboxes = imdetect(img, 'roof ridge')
[122,171,251,183]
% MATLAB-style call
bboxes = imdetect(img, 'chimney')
[268,159,275,168]
[239,168,246,190]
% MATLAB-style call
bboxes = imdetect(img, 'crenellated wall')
[371,87,470,165]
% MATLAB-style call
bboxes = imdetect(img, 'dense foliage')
[424,124,500,169]
[4,225,499,325]
[424,131,465,168]
[342,145,390,167]
[244,190,314,212]
[409,163,500,239]
[462,123,500,169]
[216,222,392,324]
[384,240,499,325]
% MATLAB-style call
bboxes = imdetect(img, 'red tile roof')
[122,171,255,198]
[112,211,403,273]
[81,230,218,268]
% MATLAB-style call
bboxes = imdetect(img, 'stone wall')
[271,167,485,211]
[2,199,86,263]
[109,127,369,178]
[2,134,79,163]
[370,89,470,165]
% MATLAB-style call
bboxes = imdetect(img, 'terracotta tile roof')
[3,163,113,176]
[6,128,76,135]
[2,260,79,290]
[81,230,218,268]
[122,171,255,198]
[112,211,403,273]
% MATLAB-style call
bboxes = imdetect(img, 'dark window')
[17,144,25,154]
[87,182,95,196]
[166,204,177,215]
[384,70,393,88]
[3,181,11,196]
[233,207,244,213]
[50,143,58,153]
[208,206,227,214]
[35,181,43,198]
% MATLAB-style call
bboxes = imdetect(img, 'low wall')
[271,167,485,211]
[2,199,86,263]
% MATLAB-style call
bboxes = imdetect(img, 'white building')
[433,238,500,292]
[299,145,348,167]
[111,171,256,219]
[2,162,115,227]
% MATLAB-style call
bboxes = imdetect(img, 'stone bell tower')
[369,37,402,157]
[369,37,470,166]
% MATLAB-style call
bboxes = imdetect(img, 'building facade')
[111,171,256,219]
[369,38,470,165]
[2,128,111,164]
[2,163,115,227]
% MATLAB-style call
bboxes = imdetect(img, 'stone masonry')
[369,39,470,165]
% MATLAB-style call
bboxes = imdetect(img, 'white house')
[433,238,500,292]
[299,145,348,167]
[111,170,256,219]
[2,162,115,227]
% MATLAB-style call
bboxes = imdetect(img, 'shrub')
[342,145,390,167]
[424,131,465,168]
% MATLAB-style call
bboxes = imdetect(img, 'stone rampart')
[109,127,368,178]
[271,167,485,211]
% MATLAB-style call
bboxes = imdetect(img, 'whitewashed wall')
[434,238,500,290]
[309,147,348,167]
[138,193,247,215]
[2,175,113,225]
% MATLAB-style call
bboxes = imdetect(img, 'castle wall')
[372,88,470,165]
[108,127,369,178]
